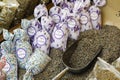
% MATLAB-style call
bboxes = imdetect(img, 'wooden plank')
[0,3,53,42]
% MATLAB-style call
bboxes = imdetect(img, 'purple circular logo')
[52,14,61,23]
[3,62,11,73]
[67,18,76,28]
[80,15,88,24]
[27,26,36,36]
[17,48,26,59]
[36,35,47,46]
[90,11,99,20]
[54,29,64,39]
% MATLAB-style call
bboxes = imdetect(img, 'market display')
[1,0,120,80]
[32,25,120,80]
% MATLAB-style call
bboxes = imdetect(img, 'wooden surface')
[102,0,120,29]
[0,3,53,42]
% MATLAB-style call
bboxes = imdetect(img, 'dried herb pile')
[69,37,100,68]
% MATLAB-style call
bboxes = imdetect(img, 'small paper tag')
[3,62,10,72]
[27,26,36,36]
[54,29,64,39]
[52,14,61,23]
[80,15,88,24]
[37,35,46,46]
[90,11,99,20]
[67,18,76,28]
[17,48,26,59]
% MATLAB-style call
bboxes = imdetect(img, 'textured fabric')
[21,19,31,30]
[51,22,69,51]
[60,8,70,21]
[26,19,42,37]
[25,48,51,75]
[66,15,80,40]
[13,28,30,44]
[79,10,93,32]
[88,0,106,30]
[52,0,63,5]
[1,29,18,80]
[34,4,48,19]
[60,1,74,12]
[21,19,42,45]
[49,6,62,23]
[93,0,106,7]
[41,16,55,34]
[13,29,32,69]
[89,6,101,30]
[73,0,90,14]
[0,56,6,80]
[33,29,50,54]
[23,70,34,80]
[15,40,32,69]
